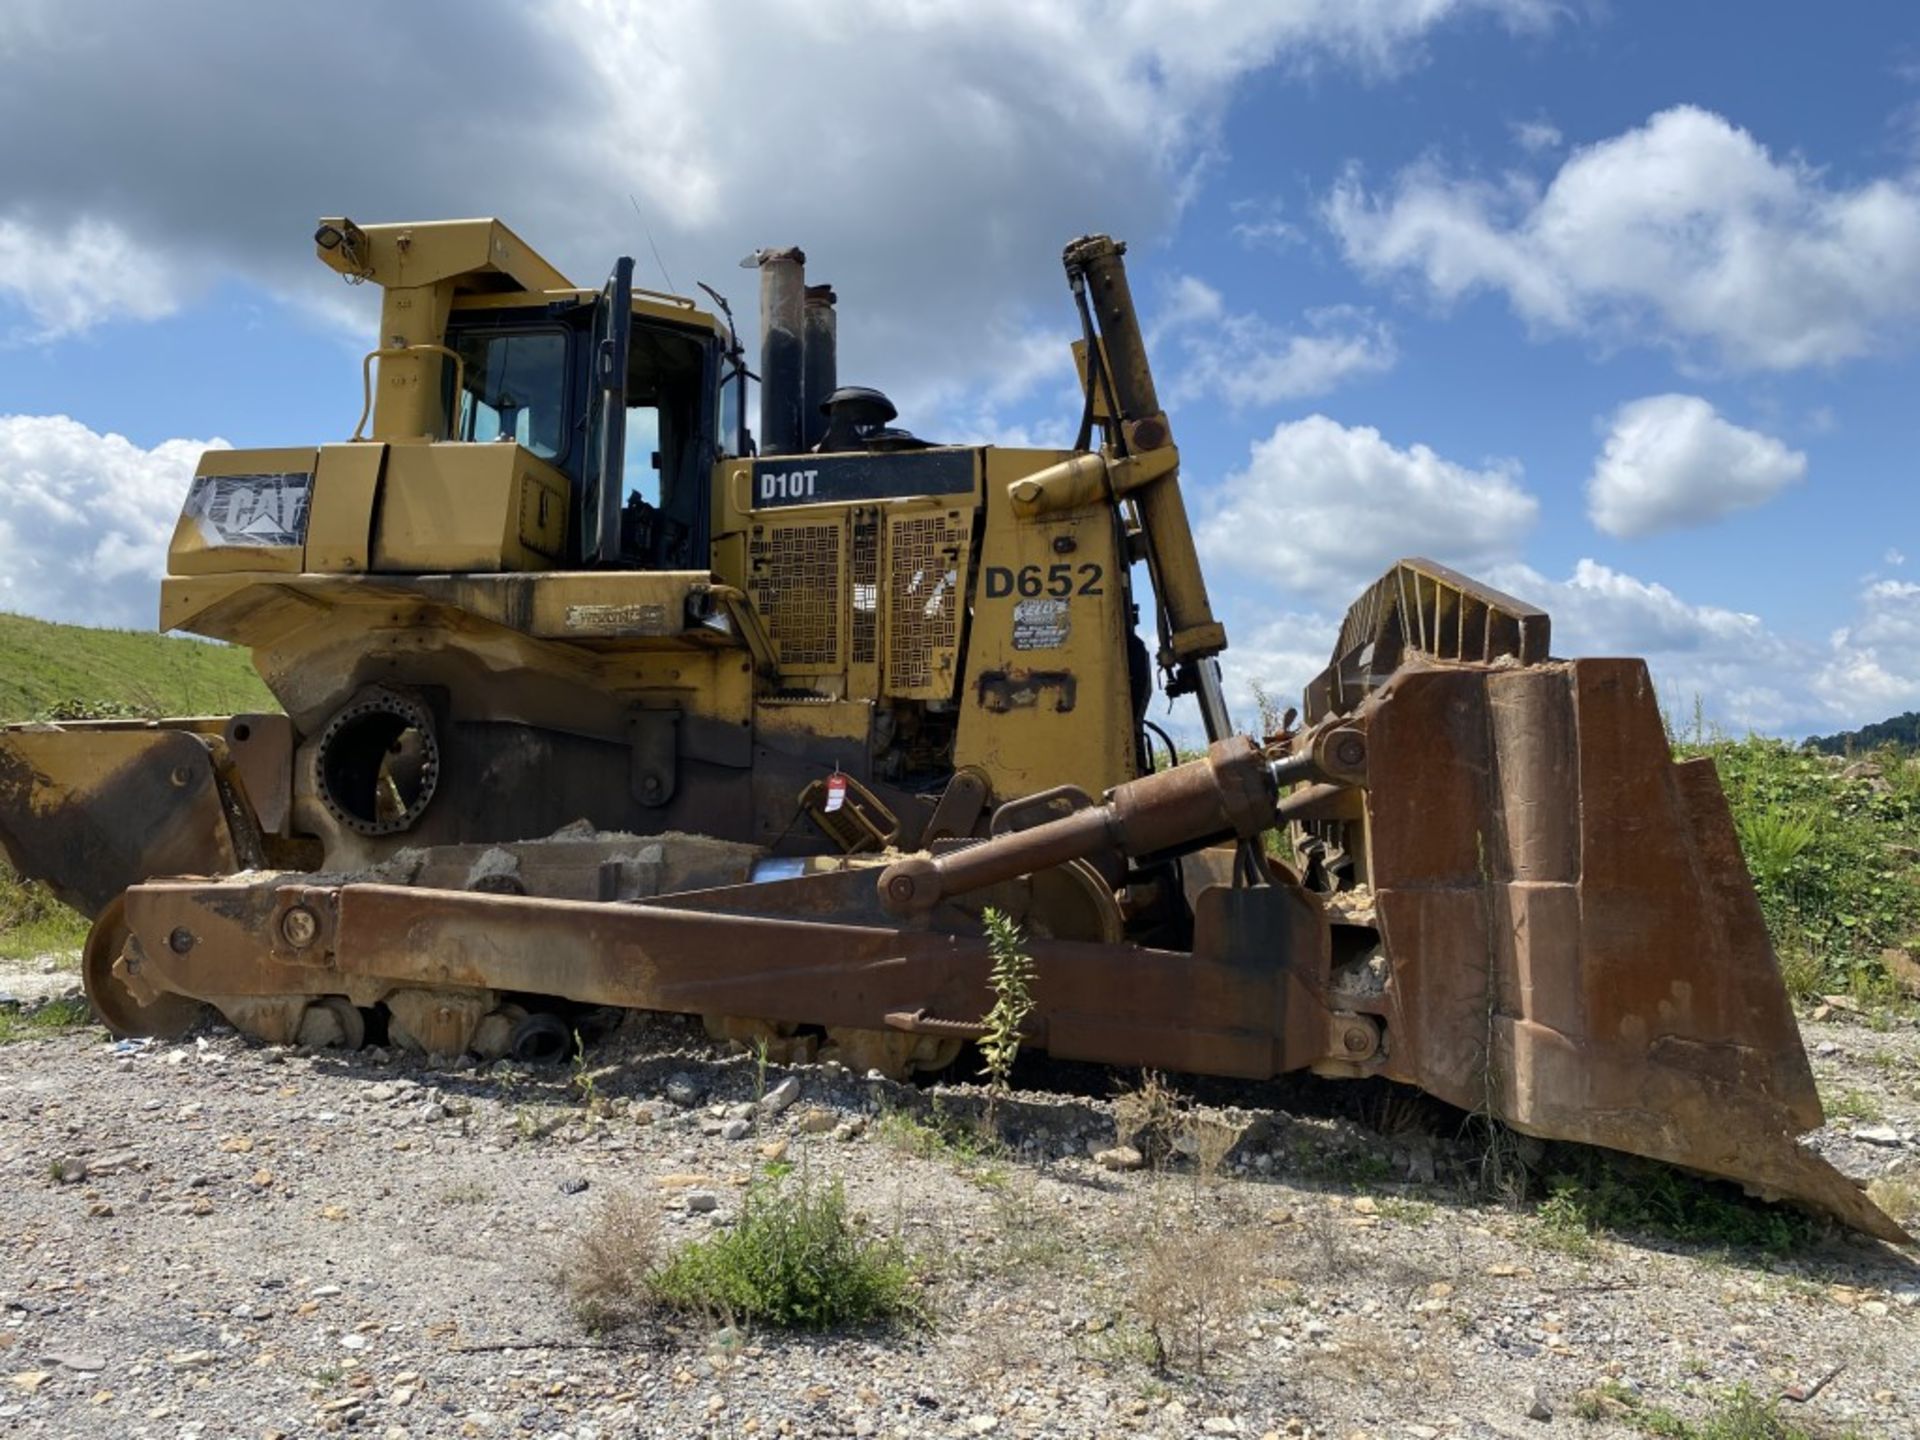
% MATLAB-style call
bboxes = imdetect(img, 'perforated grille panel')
[886,513,968,696]
[850,512,879,667]
[749,522,842,668]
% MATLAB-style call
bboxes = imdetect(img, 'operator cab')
[443,255,732,572]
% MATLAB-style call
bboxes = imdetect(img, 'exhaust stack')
[755,247,806,456]
[802,283,838,451]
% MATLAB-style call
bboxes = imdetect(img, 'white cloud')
[1586,394,1806,538]
[1886,548,1907,567]
[0,217,193,339]
[0,0,1550,417]
[1483,559,1807,732]
[1511,118,1562,154]
[1200,556,1920,740]
[1228,197,1305,251]
[1326,105,1920,370]
[1217,609,1341,728]
[1197,414,1537,593]
[0,415,220,628]
[1476,561,1920,735]
[1818,579,1920,714]
[1160,280,1397,408]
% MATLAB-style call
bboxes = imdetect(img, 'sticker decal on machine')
[1012,598,1070,650]
[182,472,312,548]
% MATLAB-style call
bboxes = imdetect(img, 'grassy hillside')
[1674,731,1920,1005]
[0,611,274,723]
[0,612,277,961]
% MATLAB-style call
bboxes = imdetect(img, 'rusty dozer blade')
[1301,560,1908,1244]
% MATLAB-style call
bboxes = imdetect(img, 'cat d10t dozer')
[0,218,1901,1241]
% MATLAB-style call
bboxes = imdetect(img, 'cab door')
[579,256,633,565]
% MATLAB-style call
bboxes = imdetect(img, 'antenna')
[628,194,676,293]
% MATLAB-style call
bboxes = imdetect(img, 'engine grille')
[749,521,842,669]
[850,511,879,667]
[886,513,967,696]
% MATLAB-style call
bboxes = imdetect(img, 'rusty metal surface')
[119,861,1338,1083]
[879,736,1281,915]
[0,725,242,919]
[1352,657,1907,1243]
[1306,558,1550,724]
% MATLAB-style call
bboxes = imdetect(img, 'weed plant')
[648,1169,919,1331]
[1533,1152,1818,1256]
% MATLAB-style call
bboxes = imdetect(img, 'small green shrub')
[978,907,1035,1092]
[1735,808,1818,885]
[648,1171,918,1330]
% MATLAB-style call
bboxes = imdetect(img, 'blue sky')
[0,1,1914,739]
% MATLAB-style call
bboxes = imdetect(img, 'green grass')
[0,611,274,723]
[1574,1380,1863,1439]
[648,1170,920,1330]
[1673,730,1920,1004]
[1533,1152,1818,1256]
[0,609,278,961]
[0,870,88,963]
[1822,1087,1883,1123]
[0,995,95,1044]
[876,1104,1006,1184]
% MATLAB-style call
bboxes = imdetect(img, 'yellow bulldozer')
[0,217,1901,1242]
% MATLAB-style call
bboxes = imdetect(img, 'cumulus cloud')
[1326,105,1920,370]
[1472,561,1920,735]
[1160,278,1397,408]
[1586,394,1806,538]
[1818,579,1920,714]
[1202,556,1920,739]
[1197,415,1537,593]
[0,0,1550,419]
[1216,608,1342,726]
[0,217,194,340]
[0,415,219,628]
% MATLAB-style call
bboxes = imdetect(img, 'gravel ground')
[0,972,1917,1440]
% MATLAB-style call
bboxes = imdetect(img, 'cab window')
[450,329,568,460]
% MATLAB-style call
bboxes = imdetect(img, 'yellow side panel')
[371,443,569,573]
[305,443,385,574]
[953,450,1139,801]
[167,447,316,577]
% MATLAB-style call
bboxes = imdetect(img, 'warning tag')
[824,773,848,813]
[1012,598,1070,651]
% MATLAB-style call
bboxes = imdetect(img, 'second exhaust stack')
[802,283,838,451]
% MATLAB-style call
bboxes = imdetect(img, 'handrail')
[351,343,466,442]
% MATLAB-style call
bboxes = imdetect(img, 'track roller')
[506,1011,574,1064]
[294,996,366,1050]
